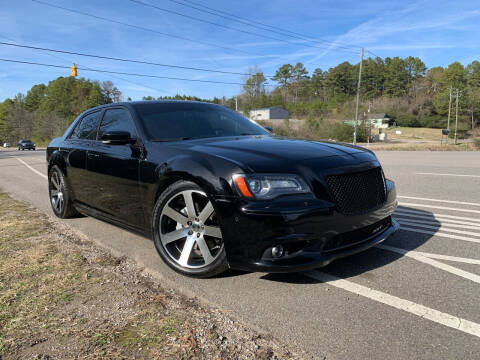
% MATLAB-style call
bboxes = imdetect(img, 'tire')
[48,165,78,218]
[152,180,228,278]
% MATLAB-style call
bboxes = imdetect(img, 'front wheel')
[48,165,78,218]
[153,181,228,278]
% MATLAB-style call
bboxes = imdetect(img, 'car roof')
[85,100,222,112]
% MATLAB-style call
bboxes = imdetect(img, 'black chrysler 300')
[46,101,399,277]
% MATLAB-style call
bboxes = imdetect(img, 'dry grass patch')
[384,127,444,141]
[0,191,303,359]
[367,142,479,151]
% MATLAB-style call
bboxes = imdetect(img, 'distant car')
[46,101,399,278]
[3,142,11,148]
[17,139,36,151]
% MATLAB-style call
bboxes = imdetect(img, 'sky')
[1,0,480,101]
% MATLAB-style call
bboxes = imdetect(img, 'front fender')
[140,152,241,231]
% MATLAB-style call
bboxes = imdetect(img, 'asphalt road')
[1,148,480,359]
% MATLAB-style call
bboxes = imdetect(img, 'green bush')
[418,115,445,128]
[474,138,480,149]
[394,114,421,127]
[305,113,322,131]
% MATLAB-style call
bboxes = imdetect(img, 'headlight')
[233,174,310,200]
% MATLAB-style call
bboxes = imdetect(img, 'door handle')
[87,152,99,159]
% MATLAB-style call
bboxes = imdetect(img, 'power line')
[366,50,382,59]
[168,0,362,51]
[128,0,359,54]
[30,0,249,55]
[0,36,170,95]
[0,58,275,86]
[0,41,258,76]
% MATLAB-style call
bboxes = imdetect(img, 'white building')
[249,107,290,121]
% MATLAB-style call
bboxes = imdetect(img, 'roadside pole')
[353,48,364,145]
[447,86,452,144]
[455,88,459,145]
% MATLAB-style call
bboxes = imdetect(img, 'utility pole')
[455,88,459,145]
[235,96,238,112]
[353,48,364,145]
[447,86,452,144]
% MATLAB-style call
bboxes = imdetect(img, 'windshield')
[133,102,269,141]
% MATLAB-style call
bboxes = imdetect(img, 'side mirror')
[264,126,273,132]
[101,131,135,145]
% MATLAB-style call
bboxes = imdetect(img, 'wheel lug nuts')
[197,233,200,237]
[188,230,193,235]
[187,221,192,225]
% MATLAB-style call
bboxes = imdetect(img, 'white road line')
[395,208,480,223]
[398,220,480,237]
[15,158,47,180]
[376,244,480,284]
[304,271,480,339]
[398,202,480,215]
[416,172,480,178]
[394,212,480,226]
[400,226,480,244]
[408,251,480,265]
[394,215,480,230]
[398,196,480,207]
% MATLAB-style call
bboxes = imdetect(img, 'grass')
[0,190,296,359]
[0,192,190,358]
[384,127,444,141]
[366,142,479,151]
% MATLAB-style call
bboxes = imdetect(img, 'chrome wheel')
[159,190,223,269]
[50,170,64,213]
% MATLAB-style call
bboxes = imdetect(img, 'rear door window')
[98,108,136,139]
[69,111,102,140]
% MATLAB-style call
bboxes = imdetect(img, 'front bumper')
[217,180,398,273]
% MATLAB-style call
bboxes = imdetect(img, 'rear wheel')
[153,181,228,278]
[48,165,78,218]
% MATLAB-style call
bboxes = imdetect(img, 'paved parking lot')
[1,148,479,359]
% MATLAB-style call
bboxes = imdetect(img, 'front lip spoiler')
[229,218,400,273]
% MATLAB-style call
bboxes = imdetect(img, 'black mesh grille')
[325,167,386,215]
[322,217,391,253]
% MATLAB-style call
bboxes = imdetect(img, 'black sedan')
[18,139,36,150]
[46,101,399,278]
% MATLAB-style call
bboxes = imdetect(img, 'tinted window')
[98,109,136,139]
[133,102,268,141]
[70,111,101,140]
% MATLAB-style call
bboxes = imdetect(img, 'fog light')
[271,245,284,258]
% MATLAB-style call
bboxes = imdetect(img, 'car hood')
[164,135,376,172]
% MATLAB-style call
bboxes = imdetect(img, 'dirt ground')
[0,191,305,360]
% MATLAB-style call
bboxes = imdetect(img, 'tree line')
[0,77,122,145]
[239,57,480,131]
[1,56,479,145]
